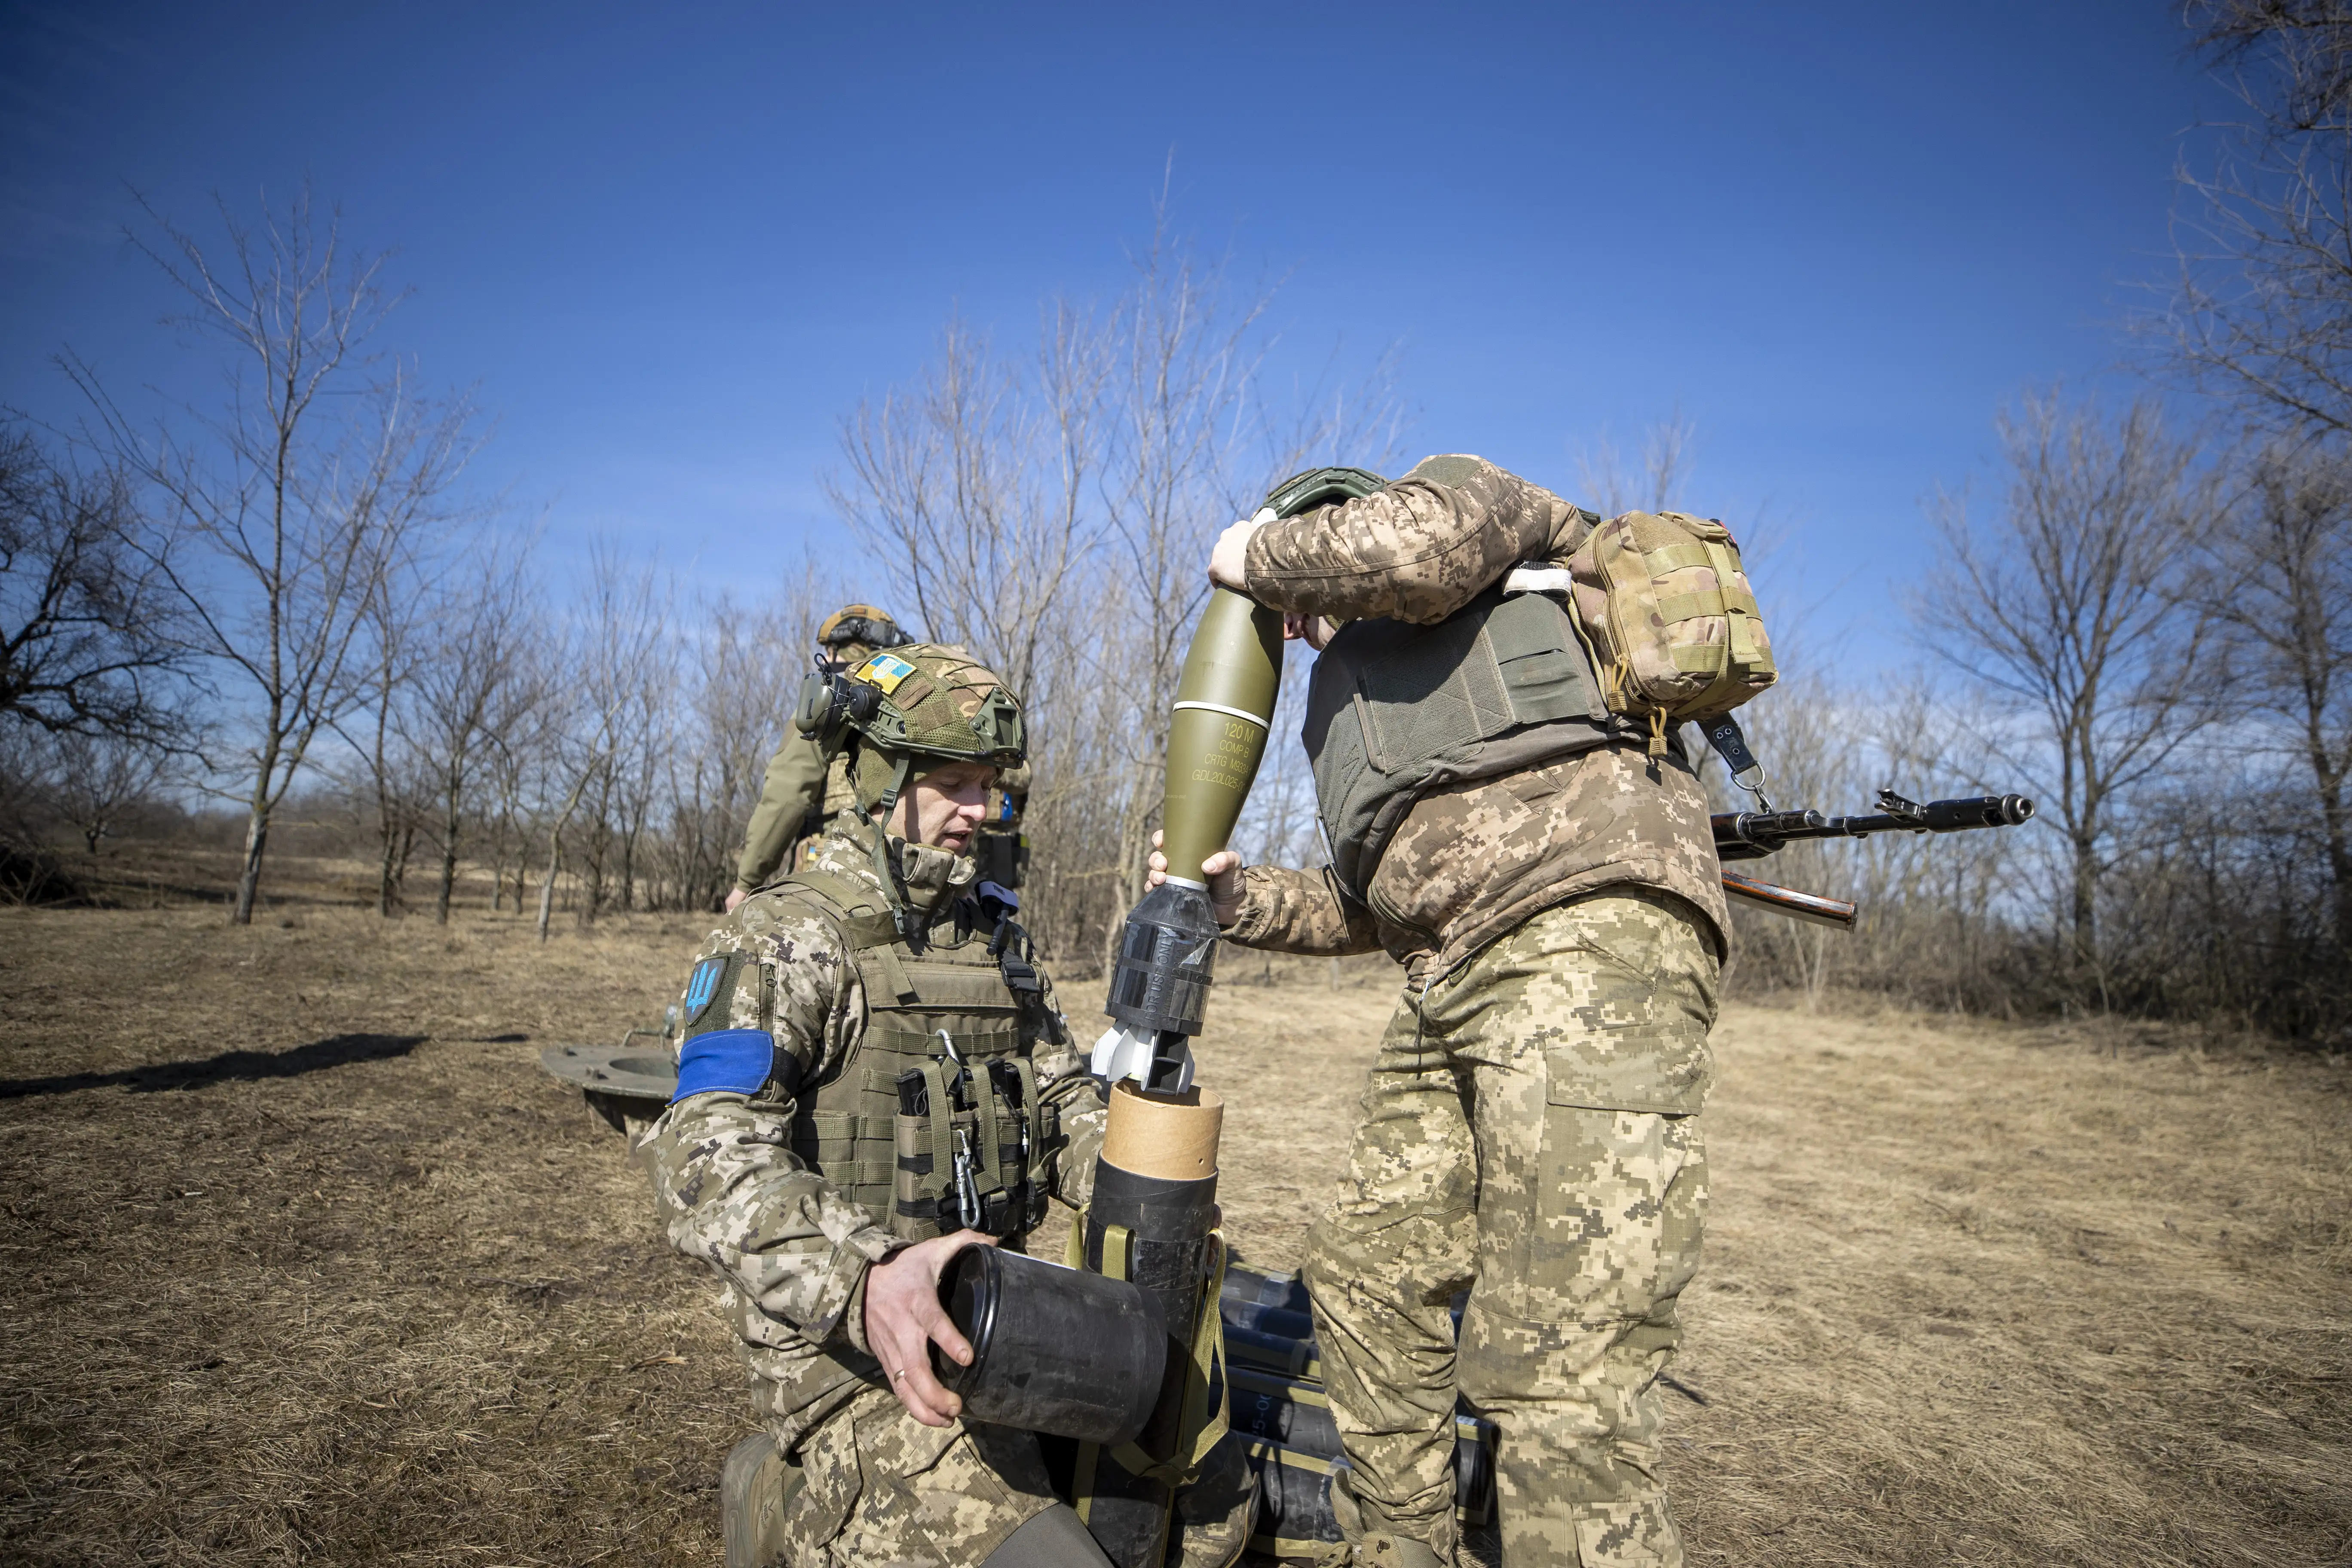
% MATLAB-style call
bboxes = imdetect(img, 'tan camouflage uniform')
[1227,456,1728,1566]
[643,812,1115,1565]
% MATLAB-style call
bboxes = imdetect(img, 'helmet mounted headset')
[793,644,1027,935]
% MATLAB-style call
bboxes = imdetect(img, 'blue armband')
[672,1029,779,1101]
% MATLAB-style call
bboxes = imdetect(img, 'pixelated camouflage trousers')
[766,1384,1254,1567]
[1302,888,1718,1568]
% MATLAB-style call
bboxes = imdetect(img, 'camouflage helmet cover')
[817,604,910,655]
[842,643,1026,807]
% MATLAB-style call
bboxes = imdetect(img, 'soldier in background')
[726,606,913,913]
[971,763,1030,917]
[1154,455,1727,1567]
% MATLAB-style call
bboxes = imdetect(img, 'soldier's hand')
[864,1230,995,1427]
[1208,518,1259,590]
[1146,830,1244,927]
[1282,612,1336,651]
[723,888,749,914]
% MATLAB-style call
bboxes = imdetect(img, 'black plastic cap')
[1105,880,1222,1038]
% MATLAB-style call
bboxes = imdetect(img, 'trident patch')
[683,957,728,1027]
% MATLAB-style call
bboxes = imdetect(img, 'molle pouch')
[1565,508,1776,753]
[892,1117,939,1241]
[986,1058,1047,1230]
[893,1057,1035,1240]
[958,1066,1014,1236]
[891,1066,958,1240]
[1026,1090,1060,1230]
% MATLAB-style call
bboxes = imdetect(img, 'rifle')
[1713,789,2035,928]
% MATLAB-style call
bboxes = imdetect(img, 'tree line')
[3,3,2346,1041]
[1723,1,2352,1039]
[0,179,1397,962]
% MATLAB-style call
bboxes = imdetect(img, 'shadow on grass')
[0,1032,429,1100]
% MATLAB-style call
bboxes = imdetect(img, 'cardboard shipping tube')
[1100,1081,1223,1181]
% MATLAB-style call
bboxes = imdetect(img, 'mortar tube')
[1075,1082,1225,1567]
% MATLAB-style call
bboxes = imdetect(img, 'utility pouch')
[891,1068,952,1240]
[1564,508,1777,753]
[890,1060,1033,1238]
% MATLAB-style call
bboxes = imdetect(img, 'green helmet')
[815,603,912,668]
[798,646,1025,931]
[1261,466,1388,518]
[796,643,1026,812]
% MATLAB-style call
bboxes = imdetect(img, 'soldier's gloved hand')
[864,1230,995,1427]
[1145,829,1244,927]
[1208,517,1260,590]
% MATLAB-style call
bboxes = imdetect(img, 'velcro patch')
[854,652,917,693]
[683,956,728,1025]
[672,1029,776,1101]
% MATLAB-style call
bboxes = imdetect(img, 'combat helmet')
[793,643,1027,928]
[815,604,912,669]
[1260,466,1387,518]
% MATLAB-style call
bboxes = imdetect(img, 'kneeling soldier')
[644,645,1243,1568]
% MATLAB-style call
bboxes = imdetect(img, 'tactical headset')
[794,669,881,753]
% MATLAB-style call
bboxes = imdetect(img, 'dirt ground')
[2,900,2348,1567]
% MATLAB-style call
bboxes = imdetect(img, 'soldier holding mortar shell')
[1145,456,1752,1567]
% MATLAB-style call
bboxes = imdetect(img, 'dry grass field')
[1,896,2347,1566]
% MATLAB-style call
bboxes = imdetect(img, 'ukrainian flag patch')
[855,652,918,693]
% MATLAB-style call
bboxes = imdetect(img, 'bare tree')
[2205,439,2352,955]
[2168,0,2352,434]
[1090,208,1406,964]
[405,532,541,923]
[1916,394,2222,1001]
[67,188,479,924]
[1576,407,1698,516]
[0,425,187,743]
[350,542,430,916]
[44,730,168,855]
[658,569,829,913]
[833,306,1106,711]
[822,202,1403,968]
[529,542,668,938]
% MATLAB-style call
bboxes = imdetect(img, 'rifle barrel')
[1713,793,2034,861]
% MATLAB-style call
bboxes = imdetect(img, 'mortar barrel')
[1076,1083,1226,1566]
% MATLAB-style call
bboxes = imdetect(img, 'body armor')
[1301,584,1632,901]
[783,867,1057,1242]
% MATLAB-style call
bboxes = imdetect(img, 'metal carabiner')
[952,1126,982,1230]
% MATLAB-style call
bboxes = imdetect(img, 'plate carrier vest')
[775,866,1059,1243]
[1302,584,1640,903]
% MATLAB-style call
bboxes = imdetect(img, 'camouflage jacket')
[642,812,1107,1444]
[1231,455,1730,977]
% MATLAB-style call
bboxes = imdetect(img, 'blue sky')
[2,1,2217,659]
